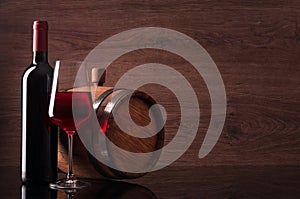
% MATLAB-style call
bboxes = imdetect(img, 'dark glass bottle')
[21,21,58,183]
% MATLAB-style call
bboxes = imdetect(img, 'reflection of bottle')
[21,21,58,183]
[20,184,57,199]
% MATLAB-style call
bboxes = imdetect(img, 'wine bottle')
[21,21,58,183]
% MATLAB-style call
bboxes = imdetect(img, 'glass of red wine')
[48,60,92,190]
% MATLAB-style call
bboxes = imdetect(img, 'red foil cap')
[33,21,48,52]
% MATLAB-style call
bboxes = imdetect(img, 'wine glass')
[48,60,91,190]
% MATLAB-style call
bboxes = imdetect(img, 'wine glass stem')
[66,131,75,181]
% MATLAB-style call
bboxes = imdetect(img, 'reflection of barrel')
[73,180,157,199]
[58,86,164,179]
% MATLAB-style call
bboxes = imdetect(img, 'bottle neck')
[32,21,48,65]
[32,51,48,64]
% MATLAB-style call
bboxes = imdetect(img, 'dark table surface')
[1,166,299,199]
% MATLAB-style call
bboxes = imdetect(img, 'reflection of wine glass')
[48,60,91,190]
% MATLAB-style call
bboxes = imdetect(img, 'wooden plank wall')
[0,0,299,167]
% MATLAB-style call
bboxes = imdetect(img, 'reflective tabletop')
[1,166,299,198]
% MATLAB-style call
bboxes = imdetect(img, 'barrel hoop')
[94,88,114,112]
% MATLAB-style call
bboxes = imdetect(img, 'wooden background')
[0,0,299,168]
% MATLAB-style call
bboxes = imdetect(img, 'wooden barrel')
[58,86,165,179]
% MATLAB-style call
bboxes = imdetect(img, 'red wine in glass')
[50,91,93,135]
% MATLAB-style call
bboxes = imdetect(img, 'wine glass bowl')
[49,91,93,134]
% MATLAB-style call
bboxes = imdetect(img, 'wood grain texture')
[0,0,299,167]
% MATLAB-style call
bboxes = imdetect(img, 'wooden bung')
[58,86,165,179]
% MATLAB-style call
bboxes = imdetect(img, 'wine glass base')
[50,178,90,190]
